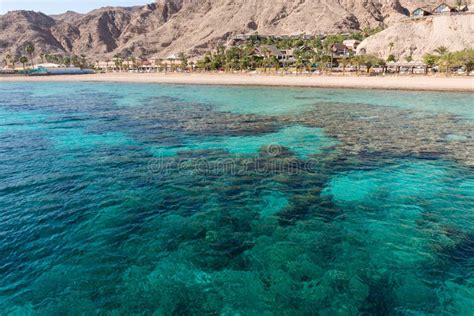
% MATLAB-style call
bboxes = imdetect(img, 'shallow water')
[0,82,473,314]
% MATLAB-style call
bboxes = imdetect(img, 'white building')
[35,63,62,68]
[343,40,361,51]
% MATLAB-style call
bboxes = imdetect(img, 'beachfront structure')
[331,43,349,57]
[35,63,62,68]
[387,60,428,74]
[166,54,178,61]
[343,40,360,51]
[412,8,432,17]
[96,61,113,71]
[228,34,251,46]
[30,66,95,75]
[458,4,469,12]
[433,3,457,13]
[410,3,469,17]
[256,45,286,60]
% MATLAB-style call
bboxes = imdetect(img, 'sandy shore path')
[2,73,473,92]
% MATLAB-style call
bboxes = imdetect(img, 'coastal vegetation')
[19,56,28,70]
[2,40,473,77]
[192,42,472,76]
[423,48,474,76]
[2,51,92,70]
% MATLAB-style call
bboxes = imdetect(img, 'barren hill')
[0,0,471,61]
[357,14,474,60]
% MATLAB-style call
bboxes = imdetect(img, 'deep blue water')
[0,82,473,314]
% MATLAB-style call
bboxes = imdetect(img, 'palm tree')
[25,42,35,67]
[5,54,12,67]
[2,54,12,68]
[80,54,87,69]
[351,55,364,75]
[423,54,437,74]
[63,56,71,67]
[434,46,449,56]
[454,48,474,76]
[12,56,18,70]
[439,53,456,77]
[155,58,164,72]
[19,56,28,70]
[178,53,188,71]
[113,54,121,71]
[71,55,80,68]
[260,47,271,73]
[388,42,394,53]
[340,57,350,75]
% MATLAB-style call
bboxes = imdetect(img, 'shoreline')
[2,73,474,92]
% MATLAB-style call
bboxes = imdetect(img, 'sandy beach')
[2,72,474,92]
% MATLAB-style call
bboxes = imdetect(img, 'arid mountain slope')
[0,0,471,60]
[357,14,474,60]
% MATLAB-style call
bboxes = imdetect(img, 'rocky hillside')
[0,0,471,60]
[357,14,474,60]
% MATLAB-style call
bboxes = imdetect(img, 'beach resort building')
[331,43,349,57]
[411,2,469,17]
[412,7,432,17]
[256,45,286,60]
[35,63,62,68]
[458,4,469,12]
[433,3,457,13]
[343,40,361,51]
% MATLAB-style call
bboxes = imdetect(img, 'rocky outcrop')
[357,14,474,60]
[50,11,84,22]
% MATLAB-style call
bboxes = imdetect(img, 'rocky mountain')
[0,0,471,61]
[50,11,84,22]
[357,14,474,60]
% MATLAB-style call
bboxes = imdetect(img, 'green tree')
[25,42,35,67]
[5,54,12,68]
[363,55,383,74]
[388,42,395,52]
[453,48,474,75]
[362,26,384,38]
[350,32,364,41]
[322,35,345,51]
[387,54,396,62]
[154,58,164,72]
[178,53,188,71]
[423,54,438,69]
[19,56,28,70]
[434,46,449,55]
[351,55,364,74]
[438,53,457,76]
[113,55,122,71]
[339,57,350,75]
[63,56,71,67]
[11,56,18,69]
[197,55,211,71]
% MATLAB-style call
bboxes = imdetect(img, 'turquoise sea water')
[0,82,473,314]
